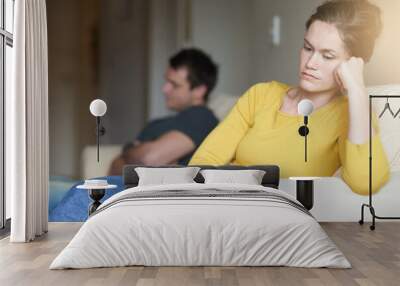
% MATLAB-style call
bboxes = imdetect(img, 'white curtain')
[7,0,49,242]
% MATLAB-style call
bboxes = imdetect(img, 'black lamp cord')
[95,117,106,162]
[304,116,308,162]
[298,116,309,162]
[96,117,100,162]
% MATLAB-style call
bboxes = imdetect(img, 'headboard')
[123,165,280,189]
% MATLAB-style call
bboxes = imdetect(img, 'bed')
[50,165,350,269]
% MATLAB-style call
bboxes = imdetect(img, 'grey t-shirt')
[135,106,219,165]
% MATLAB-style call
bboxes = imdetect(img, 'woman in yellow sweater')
[189,0,390,195]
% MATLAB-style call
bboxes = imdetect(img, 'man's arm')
[124,130,195,165]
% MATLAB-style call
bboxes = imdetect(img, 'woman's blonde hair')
[306,0,382,62]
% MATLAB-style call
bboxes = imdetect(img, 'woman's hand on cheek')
[335,57,366,95]
[334,68,345,94]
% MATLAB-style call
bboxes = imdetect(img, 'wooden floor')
[0,222,399,286]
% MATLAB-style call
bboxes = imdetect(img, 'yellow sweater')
[189,81,390,195]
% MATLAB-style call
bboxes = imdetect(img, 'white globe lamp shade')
[90,99,107,117]
[297,99,314,116]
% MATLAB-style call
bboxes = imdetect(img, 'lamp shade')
[89,99,107,117]
[298,99,314,116]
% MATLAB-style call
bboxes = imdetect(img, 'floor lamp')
[89,99,107,162]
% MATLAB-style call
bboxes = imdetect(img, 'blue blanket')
[49,176,124,222]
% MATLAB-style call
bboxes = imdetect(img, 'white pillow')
[207,93,238,120]
[135,167,200,186]
[200,169,266,185]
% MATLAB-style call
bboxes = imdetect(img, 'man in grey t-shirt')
[108,48,219,175]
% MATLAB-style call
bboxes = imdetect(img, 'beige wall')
[99,0,149,144]
[48,0,82,178]
[251,0,321,85]
[192,0,254,97]
[48,0,149,178]
[147,0,180,119]
[366,0,400,85]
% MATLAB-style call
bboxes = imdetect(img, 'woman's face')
[299,20,350,93]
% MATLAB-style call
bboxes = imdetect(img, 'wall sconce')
[89,99,107,162]
[297,99,314,162]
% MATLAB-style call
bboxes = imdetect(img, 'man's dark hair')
[169,48,218,102]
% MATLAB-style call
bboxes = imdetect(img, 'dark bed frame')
[123,165,280,189]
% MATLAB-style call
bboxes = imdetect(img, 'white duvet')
[50,183,351,269]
